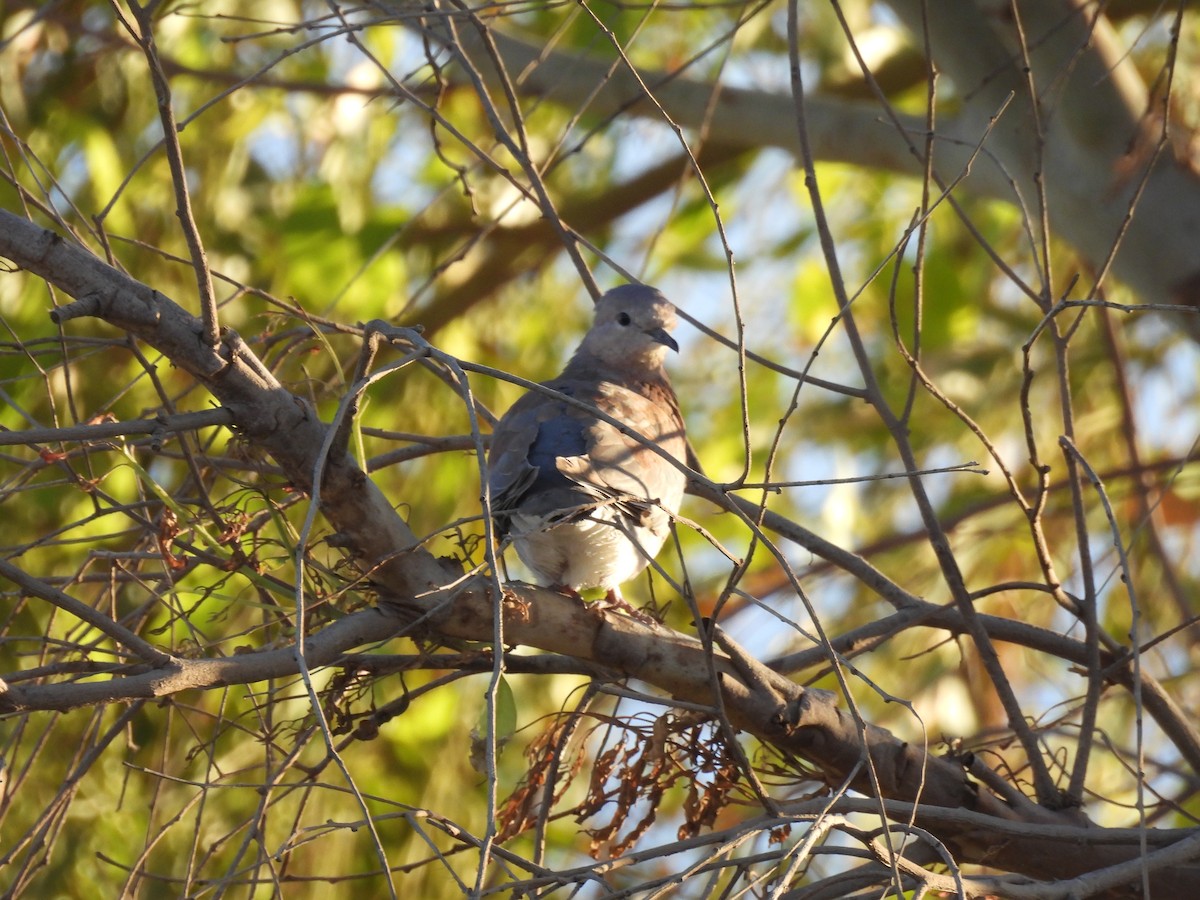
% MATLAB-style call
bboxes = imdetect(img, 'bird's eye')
[616,312,632,326]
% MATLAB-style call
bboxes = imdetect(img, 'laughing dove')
[487,284,688,609]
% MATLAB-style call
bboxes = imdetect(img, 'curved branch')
[0,606,402,712]
[0,558,173,668]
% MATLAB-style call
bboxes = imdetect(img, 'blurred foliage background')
[1,0,1199,896]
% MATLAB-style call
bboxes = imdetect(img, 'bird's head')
[576,284,679,371]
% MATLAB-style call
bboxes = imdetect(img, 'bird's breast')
[508,506,668,591]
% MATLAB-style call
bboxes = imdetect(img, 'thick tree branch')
[883,0,1200,314]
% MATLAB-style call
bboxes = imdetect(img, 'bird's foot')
[550,584,586,604]
[594,589,661,626]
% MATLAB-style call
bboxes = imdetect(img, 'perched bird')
[487,284,688,611]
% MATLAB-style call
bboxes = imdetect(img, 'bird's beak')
[647,328,679,352]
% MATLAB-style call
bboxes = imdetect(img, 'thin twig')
[121,2,220,346]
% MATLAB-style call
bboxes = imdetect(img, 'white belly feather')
[508,507,666,591]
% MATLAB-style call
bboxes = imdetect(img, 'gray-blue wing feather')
[487,382,595,530]
[487,376,685,537]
